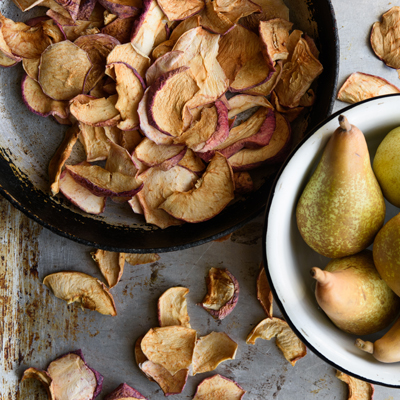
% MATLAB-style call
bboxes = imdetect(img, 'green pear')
[373,126,400,207]
[296,115,386,258]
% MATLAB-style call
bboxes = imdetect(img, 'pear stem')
[310,267,331,285]
[339,115,351,132]
[355,338,374,354]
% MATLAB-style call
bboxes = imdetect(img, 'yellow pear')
[296,115,385,258]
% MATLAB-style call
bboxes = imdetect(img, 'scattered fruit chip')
[104,383,147,400]
[246,317,306,366]
[21,368,54,400]
[256,262,273,318]
[125,253,160,265]
[91,249,126,288]
[43,271,117,316]
[192,331,238,375]
[193,374,246,400]
[336,370,374,400]
[158,286,191,328]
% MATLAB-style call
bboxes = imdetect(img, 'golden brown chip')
[135,335,149,366]
[177,148,206,174]
[336,370,374,400]
[257,262,273,318]
[243,61,283,96]
[199,0,234,34]
[21,368,54,400]
[23,58,40,81]
[91,249,126,288]
[79,124,114,162]
[158,287,191,328]
[43,271,117,316]
[270,91,304,123]
[192,332,238,375]
[246,317,306,366]
[214,0,260,23]
[125,253,160,265]
[228,94,273,119]
[157,0,204,22]
[141,326,197,375]
[63,20,101,42]
[193,374,246,400]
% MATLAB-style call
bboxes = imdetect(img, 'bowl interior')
[265,94,400,386]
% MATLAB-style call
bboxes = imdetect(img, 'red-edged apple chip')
[193,374,246,400]
[91,249,126,288]
[23,58,39,81]
[200,267,239,320]
[104,383,147,400]
[159,152,234,223]
[228,94,273,118]
[246,317,306,366]
[125,253,160,265]
[156,0,204,21]
[21,368,54,400]
[158,287,191,328]
[336,370,374,400]
[257,262,273,318]
[98,0,141,19]
[199,0,233,35]
[192,332,238,375]
[177,149,206,175]
[214,0,260,24]
[43,271,117,316]
[243,61,283,96]
[101,17,136,44]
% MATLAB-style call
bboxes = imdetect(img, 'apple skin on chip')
[104,383,147,400]
[98,0,141,19]
[193,374,246,400]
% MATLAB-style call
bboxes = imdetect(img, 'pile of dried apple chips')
[2,0,323,228]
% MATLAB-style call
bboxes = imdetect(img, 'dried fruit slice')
[156,0,204,21]
[98,0,141,18]
[135,335,149,366]
[101,17,136,44]
[48,124,80,196]
[199,0,233,35]
[246,317,306,366]
[104,383,147,400]
[0,50,20,67]
[228,94,273,118]
[228,111,291,171]
[234,171,253,194]
[336,370,374,400]
[106,140,138,177]
[193,374,246,400]
[152,39,175,59]
[214,0,260,23]
[59,169,107,214]
[66,163,143,197]
[370,7,400,70]
[62,20,101,42]
[178,148,205,174]
[128,196,144,214]
[120,130,142,153]
[169,16,200,42]
[158,287,191,328]
[38,41,92,101]
[137,166,198,228]
[125,253,160,265]
[337,72,400,104]
[21,368,54,400]
[159,152,234,223]
[79,124,115,162]
[22,75,69,119]
[53,0,81,20]
[141,326,197,375]
[70,95,121,127]
[22,58,40,81]
[257,262,273,318]
[192,332,238,375]
[78,0,99,20]
[200,267,239,320]
[47,350,103,400]
[243,61,283,96]
[91,249,126,288]
[270,91,304,122]
[43,271,117,315]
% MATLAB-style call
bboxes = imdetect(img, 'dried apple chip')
[104,383,147,400]
[228,94,273,118]
[125,253,160,265]
[270,91,304,122]
[214,0,260,23]
[158,287,191,328]
[193,374,246,400]
[98,0,141,19]
[53,0,81,20]
[246,317,306,366]
[234,171,253,195]
[200,267,239,320]
[192,332,238,375]
[141,326,197,375]
[79,124,114,162]
[91,249,126,288]
[199,0,234,35]
[21,368,54,400]
[337,72,400,104]
[0,50,20,68]
[152,39,175,59]
[22,58,39,81]
[257,262,273,318]
[38,41,92,101]
[159,152,234,223]
[243,61,283,96]
[43,271,117,315]
[178,148,206,174]
[156,0,204,22]
[101,17,136,44]
[336,370,374,400]
[106,141,138,175]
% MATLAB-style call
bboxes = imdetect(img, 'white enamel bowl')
[264,94,400,387]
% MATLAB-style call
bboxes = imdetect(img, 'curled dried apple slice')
[141,326,197,375]
[106,140,138,177]
[159,152,234,223]
[70,95,121,127]
[21,368,54,400]
[98,0,141,18]
[246,317,306,366]
[91,249,126,288]
[178,148,205,175]
[336,370,374,400]
[193,374,246,400]
[156,0,204,21]
[228,94,273,118]
[120,130,142,153]
[158,287,191,328]
[257,262,273,318]
[135,335,149,366]
[128,196,144,214]
[337,72,400,104]
[66,163,143,197]
[243,61,283,96]
[43,271,117,315]
[78,0,99,20]
[79,124,114,162]
[152,39,175,59]
[200,267,239,320]
[22,58,39,81]
[169,16,200,42]
[192,332,238,375]
[270,91,304,123]
[52,0,81,20]
[199,0,233,35]
[101,17,136,44]
[47,350,104,400]
[62,20,100,42]
[38,41,92,101]
[104,383,147,400]
[0,50,20,67]
[125,253,160,265]
[234,171,253,195]
[214,0,260,23]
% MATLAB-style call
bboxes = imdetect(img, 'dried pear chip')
[104,383,147,400]
[43,271,117,315]
[158,287,191,328]
[336,370,374,400]
[124,253,159,267]
[141,326,197,375]
[192,332,238,375]
[21,368,54,400]
[98,0,141,19]
[371,7,400,70]
[38,41,92,101]
[156,0,204,22]
[101,17,136,44]
[70,94,121,127]
[159,152,234,223]
[48,124,80,196]
[337,72,400,104]
[246,317,306,366]
[257,262,273,318]
[228,94,273,118]
[22,75,69,120]
[200,267,239,320]
[234,171,253,195]
[137,165,198,229]
[193,374,246,400]
[91,249,126,288]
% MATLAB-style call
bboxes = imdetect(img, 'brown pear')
[296,115,385,258]
[311,250,400,335]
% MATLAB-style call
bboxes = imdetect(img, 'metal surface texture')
[2,0,400,399]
